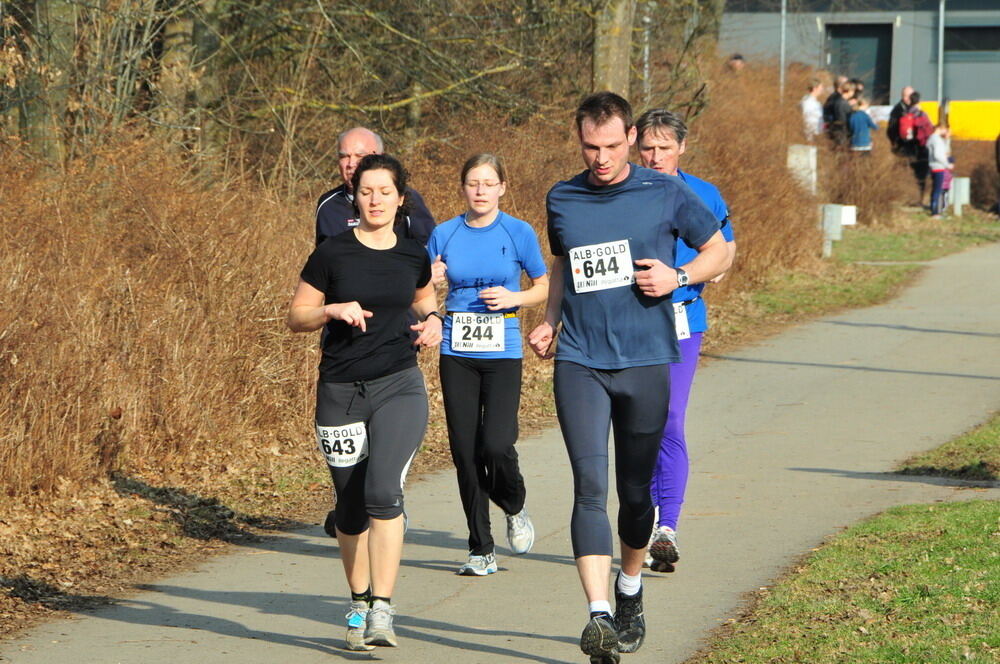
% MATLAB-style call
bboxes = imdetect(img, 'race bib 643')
[316,421,369,468]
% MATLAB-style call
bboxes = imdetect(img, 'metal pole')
[937,0,945,103]
[780,0,787,99]
[643,3,651,107]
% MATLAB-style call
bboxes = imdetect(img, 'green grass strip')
[690,500,1000,664]
[897,413,1000,481]
[835,211,1000,264]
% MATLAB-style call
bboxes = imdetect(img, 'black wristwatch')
[676,268,690,287]
[424,311,444,323]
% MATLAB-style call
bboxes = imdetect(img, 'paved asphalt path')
[3,244,999,664]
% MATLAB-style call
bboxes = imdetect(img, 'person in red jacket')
[899,92,935,204]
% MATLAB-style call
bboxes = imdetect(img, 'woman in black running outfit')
[287,154,441,651]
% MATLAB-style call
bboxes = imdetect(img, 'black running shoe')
[650,559,675,573]
[580,612,620,663]
[323,509,337,538]
[614,585,646,653]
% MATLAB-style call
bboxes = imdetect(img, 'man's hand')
[633,258,678,298]
[430,255,448,286]
[410,314,443,348]
[326,301,373,332]
[480,286,522,311]
[527,321,557,359]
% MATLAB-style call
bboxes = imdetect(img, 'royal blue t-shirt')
[546,164,720,369]
[427,211,547,359]
[849,111,879,149]
[673,169,735,333]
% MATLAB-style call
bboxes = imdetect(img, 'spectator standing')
[800,78,824,140]
[927,124,952,218]
[887,86,914,153]
[899,92,936,204]
[825,80,854,147]
[848,96,878,155]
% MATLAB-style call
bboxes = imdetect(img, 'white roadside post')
[788,145,818,195]
[819,204,855,257]
[820,204,843,258]
[952,176,971,216]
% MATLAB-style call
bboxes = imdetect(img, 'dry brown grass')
[5,60,993,637]
[0,140,319,496]
[0,67,870,503]
[952,140,1000,211]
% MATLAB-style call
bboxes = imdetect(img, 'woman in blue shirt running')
[427,153,549,576]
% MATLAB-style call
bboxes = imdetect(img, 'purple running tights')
[650,332,703,530]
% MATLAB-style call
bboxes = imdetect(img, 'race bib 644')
[569,240,634,293]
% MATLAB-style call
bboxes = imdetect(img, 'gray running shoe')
[614,584,646,653]
[457,552,498,576]
[364,600,397,647]
[505,508,535,555]
[580,612,620,663]
[649,525,679,564]
[344,600,373,651]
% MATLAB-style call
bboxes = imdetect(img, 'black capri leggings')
[554,360,670,558]
[439,354,526,555]
[315,366,428,536]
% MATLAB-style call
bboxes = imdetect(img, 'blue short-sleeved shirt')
[546,164,721,369]
[673,169,735,333]
[427,211,547,359]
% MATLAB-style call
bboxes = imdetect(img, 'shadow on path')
[823,320,1000,338]
[111,474,309,542]
[702,354,1000,382]
[77,585,576,663]
[787,467,999,488]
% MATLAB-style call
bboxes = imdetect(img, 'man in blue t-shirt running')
[528,92,729,664]
[635,108,736,575]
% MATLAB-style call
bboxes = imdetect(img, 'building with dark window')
[719,1,1000,139]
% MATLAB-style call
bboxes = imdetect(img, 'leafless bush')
[1,60,855,500]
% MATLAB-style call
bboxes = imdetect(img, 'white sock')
[588,600,612,616]
[617,569,642,596]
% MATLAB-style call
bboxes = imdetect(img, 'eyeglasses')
[463,181,502,190]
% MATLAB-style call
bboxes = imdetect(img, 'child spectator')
[848,96,878,155]
[926,124,953,218]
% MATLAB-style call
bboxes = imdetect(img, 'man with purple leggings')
[635,109,736,572]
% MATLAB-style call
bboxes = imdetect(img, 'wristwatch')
[676,268,690,287]
[424,311,444,323]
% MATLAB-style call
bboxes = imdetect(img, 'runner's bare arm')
[480,273,550,310]
[287,279,373,333]
[527,258,564,358]
[410,281,443,347]
[710,239,737,283]
[634,230,728,297]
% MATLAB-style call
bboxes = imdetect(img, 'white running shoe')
[363,599,397,647]
[506,508,535,554]
[345,600,373,651]
[649,525,679,564]
[457,552,498,576]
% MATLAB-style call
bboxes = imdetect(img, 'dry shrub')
[952,140,999,212]
[818,139,915,224]
[683,64,823,294]
[3,63,842,502]
[0,139,318,496]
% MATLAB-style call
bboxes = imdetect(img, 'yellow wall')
[921,101,1000,141]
